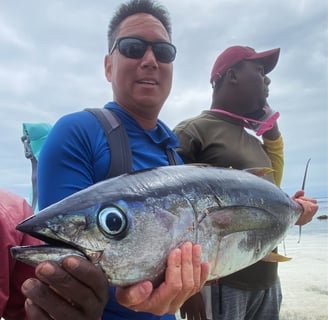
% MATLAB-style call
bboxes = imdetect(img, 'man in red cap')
[209,46,280,86]
[174,46,317,320]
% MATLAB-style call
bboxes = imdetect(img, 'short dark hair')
[107,0,172,52]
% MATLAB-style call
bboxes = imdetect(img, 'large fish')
[11,165,302,286]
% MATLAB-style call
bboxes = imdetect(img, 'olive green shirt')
[174,110,284,290]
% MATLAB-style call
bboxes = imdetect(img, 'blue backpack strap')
[85,108,133,178]
[166,148,179,165]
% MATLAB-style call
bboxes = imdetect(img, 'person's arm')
[37,112,108,208]
[262,123,284,187]
[0,192,41,320]
[174,125,200,164]
[23,113,109,320]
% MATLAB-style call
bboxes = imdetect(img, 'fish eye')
[98,206,128,238]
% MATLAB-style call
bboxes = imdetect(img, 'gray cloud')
[0,0,327,199]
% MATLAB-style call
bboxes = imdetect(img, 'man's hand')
[116,242,210,315]
[22,257,109,320]
[293,190,318,225]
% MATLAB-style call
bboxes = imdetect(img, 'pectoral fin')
[262,251,292,262]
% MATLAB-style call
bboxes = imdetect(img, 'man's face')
[105,13,173,122]
[236,60,270,114]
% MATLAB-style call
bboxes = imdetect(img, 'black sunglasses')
[110,37,176,63]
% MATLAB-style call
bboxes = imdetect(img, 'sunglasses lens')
[117,38,176,63]
[153,43,176,63]
[118,38,147,59]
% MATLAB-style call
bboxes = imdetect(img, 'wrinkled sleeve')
[263,135,284,187]
[0,193,41,320]
[174,126,199,164]
[37,111,109,209]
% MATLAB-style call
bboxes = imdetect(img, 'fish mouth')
[10,243,88,268]
[12,217,104,266]
[34,235,90,258]
[11,237,104,267]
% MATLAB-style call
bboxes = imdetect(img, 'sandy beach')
[278,218,328,320]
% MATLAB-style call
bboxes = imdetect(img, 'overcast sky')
[0,0,327,201]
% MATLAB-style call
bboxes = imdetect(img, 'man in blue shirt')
[21,1,209,319]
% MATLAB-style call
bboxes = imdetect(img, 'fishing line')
[298,158,311,243]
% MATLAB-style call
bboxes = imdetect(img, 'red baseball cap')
[210,46,280,86]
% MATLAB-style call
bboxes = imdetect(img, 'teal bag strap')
[22,123,52,211]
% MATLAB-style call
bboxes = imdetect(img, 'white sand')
[278,226,328,320]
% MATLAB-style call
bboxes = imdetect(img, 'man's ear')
[104,54,112,82]
[225,68,238,84]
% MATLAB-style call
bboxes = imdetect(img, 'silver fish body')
[11,165,302,286]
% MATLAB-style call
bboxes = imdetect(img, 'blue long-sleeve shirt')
[38,102,182,320]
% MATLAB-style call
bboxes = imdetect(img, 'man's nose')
[141,47,158,68]
[264,75,271,85]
